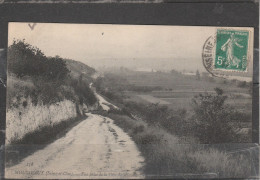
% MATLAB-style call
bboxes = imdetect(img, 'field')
[97,70,253,143]
[121,71,250,92]
[136,95,170,105]
[120,71,252,115]
[125,91,251,114]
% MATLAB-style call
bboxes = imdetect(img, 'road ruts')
[5,113,145,179]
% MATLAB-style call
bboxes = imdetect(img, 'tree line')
[8,40,97,107]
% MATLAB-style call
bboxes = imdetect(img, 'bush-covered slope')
[6,40,98,144]
[65,58,96,82]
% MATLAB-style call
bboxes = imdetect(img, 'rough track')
[5,113,145,179]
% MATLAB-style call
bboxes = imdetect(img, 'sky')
[8,23,224,72]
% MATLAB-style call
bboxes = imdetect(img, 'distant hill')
[65,59,96,81]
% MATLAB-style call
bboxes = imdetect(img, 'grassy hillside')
[103,111,256,179]
[94,72,256,178]
[65,59,96,82]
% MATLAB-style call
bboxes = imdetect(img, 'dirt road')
[5,113,145,179]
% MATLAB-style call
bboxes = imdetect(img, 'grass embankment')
[10,115,87,145]
[100,110,254,179]
[5,114,87,167]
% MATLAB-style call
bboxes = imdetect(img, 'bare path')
[5,113,145,179]
[94,92,119,111]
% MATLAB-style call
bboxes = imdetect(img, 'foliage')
[94,73,128,92]
[7,40,97,107]
[170,69,181,75]
[69,75,97,106]
[64,58,96,82]
[8,40,70,81]
[6,115,86,167]
[191,88,239,143]
[122,102,191,137]
[106,113,254,178]
[196,69,200,80]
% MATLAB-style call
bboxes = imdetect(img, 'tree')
[196,70,200,80]
[171,69,179,75]
[72,74,97,106]
[93,77,104,92]
[8,40,70,81]
[8,39,46,77]
[191,88,238,143]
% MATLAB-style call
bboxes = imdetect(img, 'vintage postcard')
[4,23,257,179]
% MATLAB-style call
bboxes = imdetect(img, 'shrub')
[123,101,192,137]
[132,124,145,134]
[70,75,97,106]
[191,88,240,143]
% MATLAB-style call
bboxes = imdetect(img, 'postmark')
[202,35,216,76]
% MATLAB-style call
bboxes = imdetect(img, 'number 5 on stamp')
[215,29,249,72]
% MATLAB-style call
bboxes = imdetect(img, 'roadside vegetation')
[94,71,255,178]
[98,107,253,178]
[6,40,97,145]
[5,115,86,167]
[7,40,97,108]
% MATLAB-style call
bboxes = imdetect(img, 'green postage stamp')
[214,29,249,72]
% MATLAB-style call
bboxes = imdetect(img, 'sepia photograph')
[4,23,258,179]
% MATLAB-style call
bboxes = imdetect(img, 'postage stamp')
[214,29,249,72]
[202,28,253,76]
